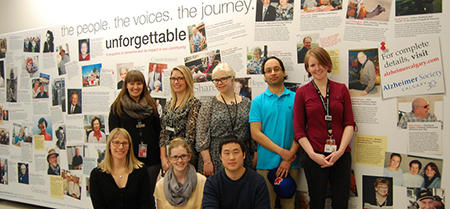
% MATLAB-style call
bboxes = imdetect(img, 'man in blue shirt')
[249,56,300,209]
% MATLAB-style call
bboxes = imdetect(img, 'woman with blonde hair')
[154,138,206,209]
[196,63,256,176]
[109,70,160,209]
[90,128,150,209]
[160,65,201,172]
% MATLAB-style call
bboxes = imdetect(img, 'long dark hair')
[110,70,157,117]
[423,162,441,187]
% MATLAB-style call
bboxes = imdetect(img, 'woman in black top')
[108,70,161,209]
[90,128,150,209]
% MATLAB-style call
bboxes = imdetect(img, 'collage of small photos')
[0,0,447,208]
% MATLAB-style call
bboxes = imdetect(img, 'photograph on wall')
[42,30,54,53]
[362,175,393,208]
[78,39,90,61]
[23,36,40,53]
[403,155,443,188]
[116,63,132,90]
[67,89,82,114]
[0,127,9,145]
[32,73,50,99]
[297,34,318,64]
[62,169,82,200]
[54,124,66,150]
[185,49,221,83]
[256,0,294,21]
[247,45,267,74]
[33,116,52,141]
[12,123,32,146]
[346,0,390,21]
[46,148,60,176]
[396,0,442,16]
[147,62,166,93]
[67,145,84,170]
[0,158,7,184]
[406,188,445,209]
[56,43,70,75]
[2,110,7,121]
[397,95,443,129]
[52,78,66,112]
[348,48,381,97]
[285,82,302,93]
[188,22,207,53]
[82,63,101,87]
[153,97,166,118]
[6,67,17,102]
[0,60,4,87]
[83,115,106,143]
[383,152,406,186]
[0,38,6,58]
[17,162,29,184]
[235,78,252,99]
[23,55,39,77]
[302,0,342,12]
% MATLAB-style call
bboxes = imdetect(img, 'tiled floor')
[0,199,50,209]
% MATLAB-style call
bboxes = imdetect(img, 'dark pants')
[349,81,367,91]
[303,152,351,209]
[146,164,161,209]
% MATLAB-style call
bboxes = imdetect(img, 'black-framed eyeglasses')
[420,104,430,109]
[169,154,189,161]
[170,77,185,82]
[212,76,232,84]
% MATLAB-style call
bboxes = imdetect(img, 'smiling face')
[127,81,144,102]
[304,37,312,49]
[92,119,101,132]
[169,145,191,173]
[410,163,420,175]
[212,71,233,93]
[80,42,88,55]
[375,183,389,197]
[170,70,187,94]
[425,165,436,179]
[220,142,245,173]
[48,154,58,167]
[357,52,367,64]
[39,121,47,133]
[418,198,435,209]
[120,68,128,80]
[263,58,285,86]
[307,55,328,82]
[71,93,78,106]
[110,134,129,161]
[389,155,401,168]
[413,98,430,118]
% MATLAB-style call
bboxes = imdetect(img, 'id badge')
[324,138,337,153]
[138,143,148,158]
[166,126,175,132]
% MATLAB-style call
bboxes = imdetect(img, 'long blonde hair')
[98,128,143,173]
[110,70,158,117]
[169,66,194,109]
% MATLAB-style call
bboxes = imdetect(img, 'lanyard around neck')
[311,80,332,137]
[220,94,238,133]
